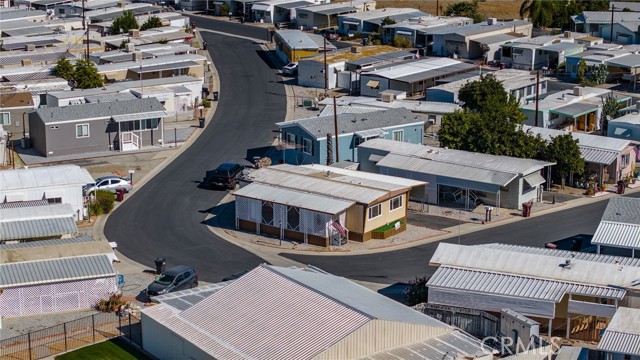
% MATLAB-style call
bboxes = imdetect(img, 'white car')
[282,63,298,75]
[84,176,133,195]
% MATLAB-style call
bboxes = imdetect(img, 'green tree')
[519,0,553,28]
[393,36,411,48]
[439,75,544,158]
[52,57,74,82]
[589,64,608,85]
[405,276,429,306]
[220,3,230,15]
[544,134,584,189]
[140,15,163,31]
[110,10,139,35]
[577,59,588,84]
[381,16,396,25]
[601,94,622,134]
[74,59,104,89]
[444,0,485,23]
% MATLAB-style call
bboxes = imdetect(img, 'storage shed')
[0,164,94,217]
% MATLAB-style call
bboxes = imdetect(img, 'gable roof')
[33,98,166,124]
[144,264,450,360]
[276,108,422,140]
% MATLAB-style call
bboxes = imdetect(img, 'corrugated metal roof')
[84,92,138,103]
[111,110,168,122]
[479,243,640,267]
[0,254,116,288]
[356,330,490,360]
[580,146,620,165]
[0,217,78,241]
[360,138,554,175]
[152,282,229,311]
[0,236,93,251]
[301,164,426,188]
[143,264,452,360]
[427,266,626,302]
[130,60,200,73]
[428,19,531,36]
[0,236,114,264]
[602,197,640,224]
[234,182,355,214]
[0,164,93,191]
[376,153,517,189]
[597,307,640,356]
[275,29,319,49]
[314,5,356,16]
[472,33,523,45]
[247,165,409,205]
[430,243,640,290]
[550,102,599,117]
[277,0,314,9]
[592,222,640,250]
[523,125,630,152]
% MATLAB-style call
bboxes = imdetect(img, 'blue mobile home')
[275,108,425,165]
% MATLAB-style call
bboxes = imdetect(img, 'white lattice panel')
[273,203,286,229]
[0,277,117,318]
[235,196,251,221]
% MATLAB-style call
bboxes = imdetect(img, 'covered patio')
[549,102,599,132]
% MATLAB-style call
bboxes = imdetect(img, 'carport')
[605,54,640,91]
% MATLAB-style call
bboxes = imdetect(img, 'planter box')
[371,222,406,240]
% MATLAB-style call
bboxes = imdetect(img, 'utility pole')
[610,4,615,44]
[333,96,339,163]
[83,0,89,59]
[323,36,328,96]
[436,0,439,16]
[534,70,540,127]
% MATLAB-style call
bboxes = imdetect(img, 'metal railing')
[0,312,141,360]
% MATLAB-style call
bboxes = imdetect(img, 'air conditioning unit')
[381,93,394,102]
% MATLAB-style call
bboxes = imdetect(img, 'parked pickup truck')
[203,163,244,189]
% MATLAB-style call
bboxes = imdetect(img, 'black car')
[146,265,198,296]
[203,163,244,189]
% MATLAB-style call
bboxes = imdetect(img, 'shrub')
[202,98,211,108]
[95,292,127,312]
[405,276,429,306]
[91,190,115,215]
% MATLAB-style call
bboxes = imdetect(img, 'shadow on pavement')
[255,49,280,69]
[245,145,279,164]
[377,283,410,305]
[201,200,236,231]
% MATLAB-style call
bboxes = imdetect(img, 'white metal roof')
[431,69,537,93]
[361,138,554,176]
[592,222,640,250]
[320,96,461,115]
[0,165,94,191]
[301,164,427,188]
[365,58,464,81]
[597,307,640,356]
[275,29,319,50]
[143,264,450,360]
[429,243,640,290]
[234,182,354,214]
[247,164,410,205]
[339,8,425,22]
[520,87,611,112]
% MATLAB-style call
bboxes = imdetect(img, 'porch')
[111,113,166,152]
[550,103,599,133]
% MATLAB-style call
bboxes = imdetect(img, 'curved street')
[104,18,284,281]
[106,18,638,285]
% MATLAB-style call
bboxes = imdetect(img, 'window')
[302,138,313,155]
[368,203,382,220]
[47,197,62,204]
[513,48,524,56]
[76,123,89,138]
[287,206,299,231]
[621,153,631,168]
[392,130,404,142]
[49,125,59,130]
[502,47,512,57]
[0,113,9,125]
[390,195,403,211]
[286,132,296,145]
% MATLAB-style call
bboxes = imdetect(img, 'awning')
[214,1,224,4]
[131,61,200,74]
[251,3,270,11]
[523,172,545,187]
[111,111,168,122]
[368,154,384,162]
[355,128,386,139]
[395,30,413,36]
[550,103,599,118]
[342,20,359,25]
[366,80,380,88]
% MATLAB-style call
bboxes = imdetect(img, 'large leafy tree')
[577,59,588,84]
[439,75,545,158]
[601,94,622,134]
[521,0,610,29]
[544,134,584,189]
[110,10,139,35]
[519,0,553,28]
[140,15,163,31]
[74,59,104,89]
[52,57,74,83]
[444,0,485,23]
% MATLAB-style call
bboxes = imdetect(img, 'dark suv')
[146,265,198,296]
[203,163,244,189]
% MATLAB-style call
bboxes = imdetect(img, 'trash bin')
[154,257,166,275]
[213,91,219,101]
[199,117,205,128]
[115,188,125,202]
[202,41,207,51]
[522,202,532,217]
[617,180,626,194]
[21,136,31,149]
[240,17,245,23]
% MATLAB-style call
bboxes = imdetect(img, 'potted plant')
[601,183,607,192]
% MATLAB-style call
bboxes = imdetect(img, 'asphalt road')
[104,17,286,282]
[284,192,640,284]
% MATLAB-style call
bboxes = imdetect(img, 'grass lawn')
[55,338,151,360]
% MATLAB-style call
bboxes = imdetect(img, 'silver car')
[282,62,298,75]
[84,176,133,194]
